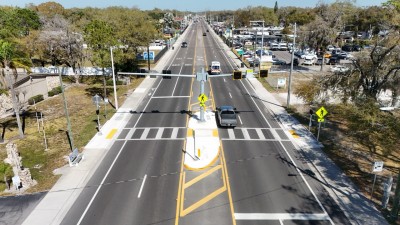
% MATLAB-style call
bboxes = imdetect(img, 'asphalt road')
[60,19,351,225]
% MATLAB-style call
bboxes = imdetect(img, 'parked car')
[342,45,353,52]
[327,57,339,65]
[330,65,349,74]
[302,58,315,66]
[272,59,287,65]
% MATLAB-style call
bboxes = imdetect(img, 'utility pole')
[287,23,296,108]
[59,67,75,151]
[110,46,119,110]
[6,67,24,138]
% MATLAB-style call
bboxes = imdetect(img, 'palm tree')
[0,40,30,138]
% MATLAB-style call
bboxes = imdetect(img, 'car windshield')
[211,66,219,70]
[221,110,235,119]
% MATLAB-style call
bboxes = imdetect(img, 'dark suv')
[181,41,188,48]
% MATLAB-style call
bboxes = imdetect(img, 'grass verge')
[0,76,144,195]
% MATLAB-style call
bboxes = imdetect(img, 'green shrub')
[106,80,123,86]
[48,86,62,97]
[28,94,44,105]
[0,89,8,95]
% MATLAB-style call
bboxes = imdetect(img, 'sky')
[0,0,388,11]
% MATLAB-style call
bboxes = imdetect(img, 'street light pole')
[110,46,119,110]
[59,67,75,151]
[287,23,297,108]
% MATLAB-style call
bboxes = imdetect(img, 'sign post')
[92,94,103,135]
[196,68,208,122]
[315,106,328,141]
[371,161,384,200]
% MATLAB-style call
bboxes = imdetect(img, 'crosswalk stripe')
[256,128,265,140]
[227,129,235,139]
[171,128,179,139]
[127,128,136,139]
[156,128,164,139]
[242,129,251,140]
[140,128,150,140]
[270,129,280,140]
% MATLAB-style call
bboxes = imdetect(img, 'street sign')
[198,94,208,103]
[317,118,325,122]
[143,51,155,60]
[373,161,384,172]
[92,94,102,106]
[316,106,328,118]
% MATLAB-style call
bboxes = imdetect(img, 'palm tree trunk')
[6,67,24,138]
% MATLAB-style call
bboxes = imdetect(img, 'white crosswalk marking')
[227,129,235,139]
[140,128,150,140]
[242,129,250,140]
[270,129,280,140]
[171,128,179,139]
[256,128,265,139]
[126,128,136,139]
[156,128,164,139]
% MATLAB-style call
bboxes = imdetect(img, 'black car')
[272,59,287,65]
[203,32,207,36]
[181,41,188,48]
[342,45,353,52]
[327,57,339,65]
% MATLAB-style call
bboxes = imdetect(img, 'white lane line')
[242,128,250,140]
[152,96,191,98]
[223,78,226,82]
[227,129,235,139]
[255,128,265,140]
[235,213,331,221]
[140,128,150,139]
[77,141,129,225]
[279,219,284,225]
[137,174,147,198]
[238,115,243,125]
[229,92,232,98]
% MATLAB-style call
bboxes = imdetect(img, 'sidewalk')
[21,24,193,225]
[207,24,388,225]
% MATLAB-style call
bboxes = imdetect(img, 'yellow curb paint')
[289,130,300,138]
[212,129,218,137]
[184,165,223,189]
[106,129,117,139]
[187,129,193,137]
[197,149,201,157]
[181,186,226,217]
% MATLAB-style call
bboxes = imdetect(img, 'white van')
[210,61,221,74]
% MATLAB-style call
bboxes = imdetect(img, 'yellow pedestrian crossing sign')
[316,106,328,119]
[198,94,208,103]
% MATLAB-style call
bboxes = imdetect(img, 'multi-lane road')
[61,19,351,225]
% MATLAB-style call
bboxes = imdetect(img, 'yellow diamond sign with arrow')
[316,106,328,119]
[198,94,208,103]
